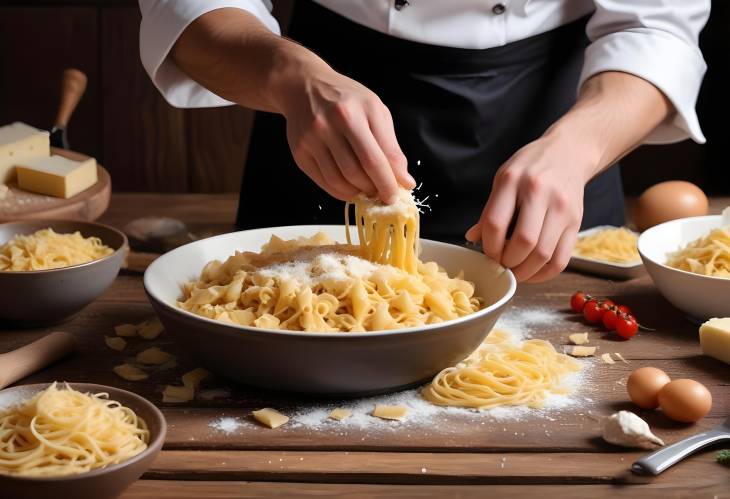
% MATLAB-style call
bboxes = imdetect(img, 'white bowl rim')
[638,214,730,284]
[144,224,517,338]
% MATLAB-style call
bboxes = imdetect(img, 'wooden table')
[2,194,729,498]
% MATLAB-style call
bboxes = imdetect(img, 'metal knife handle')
[632,429,730,475]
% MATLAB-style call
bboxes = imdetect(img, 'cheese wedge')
[699,317,730,365]
[16,154,97,198]
[372,404,407,421]
[252,408,289,429]
[0,122,50,183]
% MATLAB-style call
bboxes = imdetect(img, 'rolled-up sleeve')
[580,0,710,144]
[139,0,281,108]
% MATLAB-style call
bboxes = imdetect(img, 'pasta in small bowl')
[144,225,516,395]
[0,220,127,325]
[638,208,730,320]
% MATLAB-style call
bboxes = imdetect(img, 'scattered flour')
[0,388,33,410]
[494,306,565,343]
[209,416,245,434]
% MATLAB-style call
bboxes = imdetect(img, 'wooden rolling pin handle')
[54,68,87,129]
[0,331,77,390]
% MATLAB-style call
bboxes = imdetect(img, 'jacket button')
[492,3,506,14]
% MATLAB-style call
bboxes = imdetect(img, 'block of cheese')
[0,122,50,183]
[16,154,97,198]
[699,317,730,365]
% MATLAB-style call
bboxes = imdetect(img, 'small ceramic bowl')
[0,220,127,326]
[638,214,730,320]
[0,383,166,499]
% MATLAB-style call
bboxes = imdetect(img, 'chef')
[138,0,708,282]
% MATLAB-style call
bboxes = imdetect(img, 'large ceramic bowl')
[144,225,516,395]
[638,214,730,320]
[0,383,166,499]
[0,220,127,326]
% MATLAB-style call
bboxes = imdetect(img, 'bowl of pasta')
[144,191,516,395]
[638,208,730,320]
[0,220,127,325]
[0,382,165,499]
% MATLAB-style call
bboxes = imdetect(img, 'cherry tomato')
[583,299,605,323]
[570,291,589,313]
[616,315,638,339]
[602,307,619,330]
[602,299,615,308]
[617,304,632,315]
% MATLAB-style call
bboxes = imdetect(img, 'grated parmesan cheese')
[257,252,380,286]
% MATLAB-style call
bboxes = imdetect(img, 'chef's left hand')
[465,132,592,283]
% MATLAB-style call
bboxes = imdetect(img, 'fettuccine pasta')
[0,383,149,477]
[0,228,113,271]
[573,227,640,263]
[666,223,730,278]
[422,329,581,409]
[178,189,482,332]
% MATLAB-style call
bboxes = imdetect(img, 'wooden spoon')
[0,331,77,390]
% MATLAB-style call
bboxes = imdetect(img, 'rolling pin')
[0,332,77,390]
[49,68,87,149]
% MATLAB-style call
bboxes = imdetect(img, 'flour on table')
[209,416,245,434]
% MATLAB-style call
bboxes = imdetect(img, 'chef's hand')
[465,72,672,283]
[275,54,415,203]
[465,134,587,283]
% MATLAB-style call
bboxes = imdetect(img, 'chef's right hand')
[274,52,415,203]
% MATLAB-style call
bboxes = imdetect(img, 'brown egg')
[634,181,708,231]
[658,379,712,423]
[627,367,671,409]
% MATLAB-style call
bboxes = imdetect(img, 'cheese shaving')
[372,404,408,421]
[137,318,164,340]
[114,324,137,337]
[600,353,615,364]
[104,336,126,352]
[328,408,352,421]
[113,364,148,381]
[566,346,596,357]
[252,408,289,429]
[136,347,173,365]
[568,332,589,345]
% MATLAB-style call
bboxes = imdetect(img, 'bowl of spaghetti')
[0,382,165,499]
[144,190,516,395]
[638,209,730,320]
[0,220,127,325]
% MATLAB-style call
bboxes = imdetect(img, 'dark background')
[0,0,728,195]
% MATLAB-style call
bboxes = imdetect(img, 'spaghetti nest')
[0,383,149,477]
[0,228,113,271]
[422,330,581,409]
[573,227,639,264]
[666,225,730,278]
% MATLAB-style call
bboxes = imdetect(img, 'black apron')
[236,1,625,242]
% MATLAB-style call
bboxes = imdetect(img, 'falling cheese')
[372,404,408,421]
[568,332,590,345]
[699,317,730,365]
[0,122,50,183]
[328,408,352,421]
[136,347,174,365]
[566,345,597,357]
[104,335,127,351]
[600,353,615,364]
[252,408,289,429]
[162,385,194,403]
[182,367,211,389]
[138,318,164,340]
[113,364,148,381]
[114,323,137,337]
[16,154,97,198]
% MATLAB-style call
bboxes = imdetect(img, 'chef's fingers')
[466,168,518,263]
[292,150,330,194]
[370,105,416,189]
[339,108,401,204]
[510,207,565,282]
[321,128,377,196]
[501,196,549,270]
[525,226,578,283]
[298,143,359,201]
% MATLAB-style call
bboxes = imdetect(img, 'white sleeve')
[580,0,709,144]
[138,0,281,108]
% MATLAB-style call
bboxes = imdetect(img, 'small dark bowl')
[0,220,127,326]
[0,383,165,499]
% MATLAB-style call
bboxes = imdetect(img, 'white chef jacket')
[139,0,709,144]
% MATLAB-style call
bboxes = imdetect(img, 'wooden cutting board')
[0,147,111,223]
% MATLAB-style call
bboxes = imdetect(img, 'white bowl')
[143,225,516,395]
[638,215,730,320]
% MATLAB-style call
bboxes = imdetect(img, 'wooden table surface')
[2,193,730,498]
